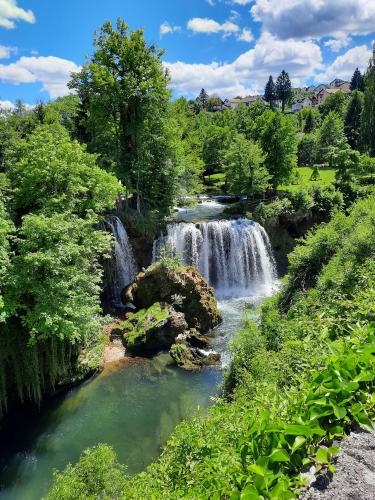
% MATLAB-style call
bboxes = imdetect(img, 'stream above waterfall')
[0,198,278,500]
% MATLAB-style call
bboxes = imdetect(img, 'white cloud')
[251,0,375,40]
[160,21,181,37]
[231,0,252,4]
[0,44,16,58]
[237,27,253,43]
[0,56,80,98]
[166,32,323,97]
[324,34,352,53]
[0,0,35,29]
[317,45,372,82]
[0,99,15,109]
[187,17,240,35]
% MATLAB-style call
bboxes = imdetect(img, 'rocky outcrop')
[123,262,222,333]
[120,262,222,369]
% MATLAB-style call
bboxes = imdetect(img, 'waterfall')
[153,219,277,298]
[105,215,138,305]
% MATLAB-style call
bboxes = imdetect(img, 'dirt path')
[301,429,375,500]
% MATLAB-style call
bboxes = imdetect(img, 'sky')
[0,0,374,108]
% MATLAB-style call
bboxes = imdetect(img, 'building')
[224,98,242,110]
[316,86,351,105]
[240,95,265,106]
[292,97,314,112]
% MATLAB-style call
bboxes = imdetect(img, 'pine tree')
[276,70,292,113]
[198,89,209,110]
[350,68,365,92]
[264,76,276,109]
[361,62,375,157]
[344,90,363,150]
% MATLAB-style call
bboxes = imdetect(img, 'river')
[0,198,277,500]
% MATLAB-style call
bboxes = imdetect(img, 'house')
[329,78,349,88]
[240,95,265,106]
[292,97,314,113]
[224,98,242,110]
[316,86,351,105]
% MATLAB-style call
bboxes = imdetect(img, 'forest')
[0,18,375,499]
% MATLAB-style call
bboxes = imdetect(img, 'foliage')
[69,19,176,215]
[264,76,276,109]
[317,112,345,165]
[225,134,269,197]
[319,92,346,119]
[48,444,126,500]
[350,68,365,92]
[297,133,317,167]
[260,111,297,189]
[344,90,363,150]
[361,64,375,157]
[276,70,292,112]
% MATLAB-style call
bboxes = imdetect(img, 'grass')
[279,167,336,193]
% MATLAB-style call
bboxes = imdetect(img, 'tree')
[361,62,375,157]
[260,110,297,189]
[304,109,315,133]
[317,112,345,164]
[225,134,269,197]
[331,140,360,185]
[202,125,233,176]
[319,92,346,118]
[207,96,223,112]
[7,124,121,217]
[69,19,175,214]
[198,89,209,111]
[344,90,363,150]
[298,134,317,167]
[350,68,365,92]
[264,76,276,109]
[276,70,292,113]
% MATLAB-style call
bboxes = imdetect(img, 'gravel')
[300,428,375,500]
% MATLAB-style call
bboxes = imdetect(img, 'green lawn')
[279,167,336,192]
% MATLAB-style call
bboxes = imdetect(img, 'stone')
[123,262,222,334]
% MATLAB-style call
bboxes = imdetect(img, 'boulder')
[120,303,188,354]
[170,343,221,371]
[123,262,222,334]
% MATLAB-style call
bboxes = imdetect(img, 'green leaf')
[269,449,290,463]
[355,412,374,430]
[248,464,267,477]
[291,436,306,454]
[315,447,329,464]
[332,404,347,419]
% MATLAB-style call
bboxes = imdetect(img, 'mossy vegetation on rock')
[119,303,187,354]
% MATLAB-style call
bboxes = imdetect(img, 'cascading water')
[104,215,138,305]
[153,219,277,298]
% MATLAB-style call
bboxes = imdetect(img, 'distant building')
[240,95,265,106]
[292,97,314,112]
[316,86,351,105]
[224,98,242,110]
[329,78,350,88]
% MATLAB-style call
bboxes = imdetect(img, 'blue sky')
[0,0,374,107]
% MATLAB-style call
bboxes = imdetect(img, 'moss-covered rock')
[123,262,222,333]
[170,342,220,371]
[120,302,188,354]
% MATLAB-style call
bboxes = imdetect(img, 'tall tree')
[350,68,365,92]
[69,19,175,214]
[225,134,269,197]
[317,112,345,165]
[264,76,276,109]
[198,89,209,111]
[361,60,375,157]
[260,110,297,189]
[304,109,315,133]
[276,70,292,113]
[344,90,363,150]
